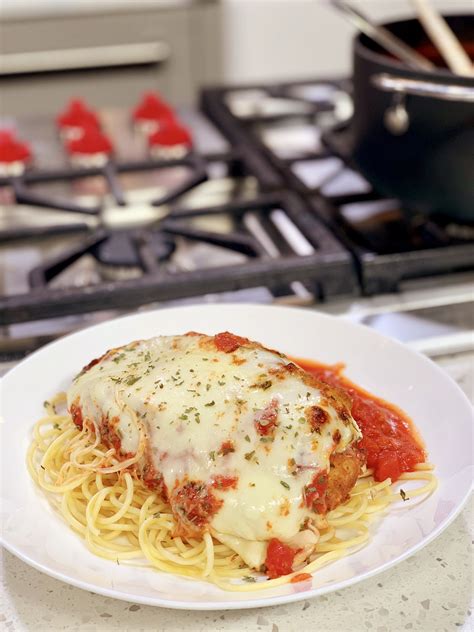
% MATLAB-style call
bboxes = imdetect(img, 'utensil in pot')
[329,0,435,71]
[410,0,474,76]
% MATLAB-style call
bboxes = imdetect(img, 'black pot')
[349,15,474,221]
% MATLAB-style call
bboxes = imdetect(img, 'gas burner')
[95,231,175,269]
[93,230,176,280]
[201,82,474,294]
[1,184,355,325]
[2,78,473,331]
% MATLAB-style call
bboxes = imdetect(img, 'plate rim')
[1,303,473,610]
[2,489,472,611]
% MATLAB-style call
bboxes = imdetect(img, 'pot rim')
[354,13,474,86]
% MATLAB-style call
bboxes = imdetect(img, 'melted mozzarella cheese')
[68,333,361,567]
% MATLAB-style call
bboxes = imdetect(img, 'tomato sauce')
[294,359,426,482]
[213,332,248,353]
[143,467,169,499]
[173,481,223,532]
[211,475,238,490]
[70,401,83,429]
[291,573,312,584]
[219,440,235,455]
[303,471,329,514]
[265,538,298,579]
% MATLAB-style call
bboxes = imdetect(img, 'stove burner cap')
[93,230,175,268]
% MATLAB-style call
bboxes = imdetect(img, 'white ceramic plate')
[1,304,472,610]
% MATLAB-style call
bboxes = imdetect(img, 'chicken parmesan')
[67,332,363,572]
[27,331,436,590]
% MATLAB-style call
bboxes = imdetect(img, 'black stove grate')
[3,76,472,328]
[201,80,474,294]
[0,152,208,224]
[0,144,356,325]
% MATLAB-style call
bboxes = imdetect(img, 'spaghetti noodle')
[27,393,437,591]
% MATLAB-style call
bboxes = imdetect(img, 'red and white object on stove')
[66,125,113,167]
[56,99,100,141]
[0,129,32,176]
[132,92,175,134]
[148,122,192,159]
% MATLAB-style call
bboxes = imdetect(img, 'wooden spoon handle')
[411,0,474,76]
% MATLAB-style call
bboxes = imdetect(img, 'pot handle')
[372,73,474,102]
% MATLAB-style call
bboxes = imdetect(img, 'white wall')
[221,0,473,82]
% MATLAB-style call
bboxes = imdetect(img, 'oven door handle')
[372,72,474,102]
[0,42,171,75]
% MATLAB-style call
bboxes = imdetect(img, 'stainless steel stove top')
[1,88,473,369]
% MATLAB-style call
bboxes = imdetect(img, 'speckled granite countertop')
[2,351,472,632]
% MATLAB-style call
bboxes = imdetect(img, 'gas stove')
[202,79,474,294]
[1,80,473,366]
